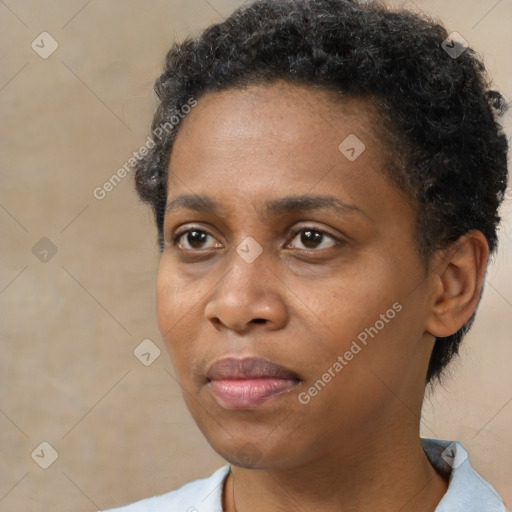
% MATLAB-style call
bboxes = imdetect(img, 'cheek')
[155,262,176,334]
[156,257,200,322]
[155,260,195,360]
[308,265,395,338]
[305,261,421,374]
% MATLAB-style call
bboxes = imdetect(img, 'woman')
[103,0,509,509]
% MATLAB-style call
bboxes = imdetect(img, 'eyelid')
[171,223,343,251]
[172,225,220,248]
[286,225,341,249]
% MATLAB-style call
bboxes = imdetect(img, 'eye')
[171,226,340,253]
[287,227,339,251]
[173,228,220,251]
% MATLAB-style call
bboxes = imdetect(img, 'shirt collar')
[421,438,507,511]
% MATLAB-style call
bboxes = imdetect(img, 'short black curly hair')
[134,0,509,384]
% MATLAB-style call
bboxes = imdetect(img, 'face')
[156,81,437,470]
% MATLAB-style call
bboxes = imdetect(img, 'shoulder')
[421,438,507,512]
[101,465,230,512]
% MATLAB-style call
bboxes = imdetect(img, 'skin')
[156,80,488,512]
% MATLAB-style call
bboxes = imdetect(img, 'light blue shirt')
[101,438,507,511]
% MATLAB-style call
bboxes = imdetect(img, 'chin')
[207,430,305,471]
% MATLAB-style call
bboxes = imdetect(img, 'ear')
[425,230,489,338]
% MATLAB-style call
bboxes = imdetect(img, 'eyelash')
[171,226,341,252]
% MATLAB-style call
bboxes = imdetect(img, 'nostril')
[251,318,266,324]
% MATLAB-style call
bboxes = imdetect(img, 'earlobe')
[425,231,489,338]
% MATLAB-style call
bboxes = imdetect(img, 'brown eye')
[174,229,217,250]
[288,228,338,250]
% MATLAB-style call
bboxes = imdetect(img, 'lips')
[206,356,300,381]
[206,357,301,409]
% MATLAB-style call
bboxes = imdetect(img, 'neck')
[223,430,448,512]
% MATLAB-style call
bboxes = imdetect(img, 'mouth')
[206,356,301,409]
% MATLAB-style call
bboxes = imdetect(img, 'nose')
[204,249,288,334]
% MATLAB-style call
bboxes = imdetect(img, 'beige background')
[0,1,511,510]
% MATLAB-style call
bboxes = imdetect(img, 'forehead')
[168,80,387,186]
[173,80,381,148]
[164,81,412,230]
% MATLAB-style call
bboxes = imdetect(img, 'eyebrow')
[165,194,366,219]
